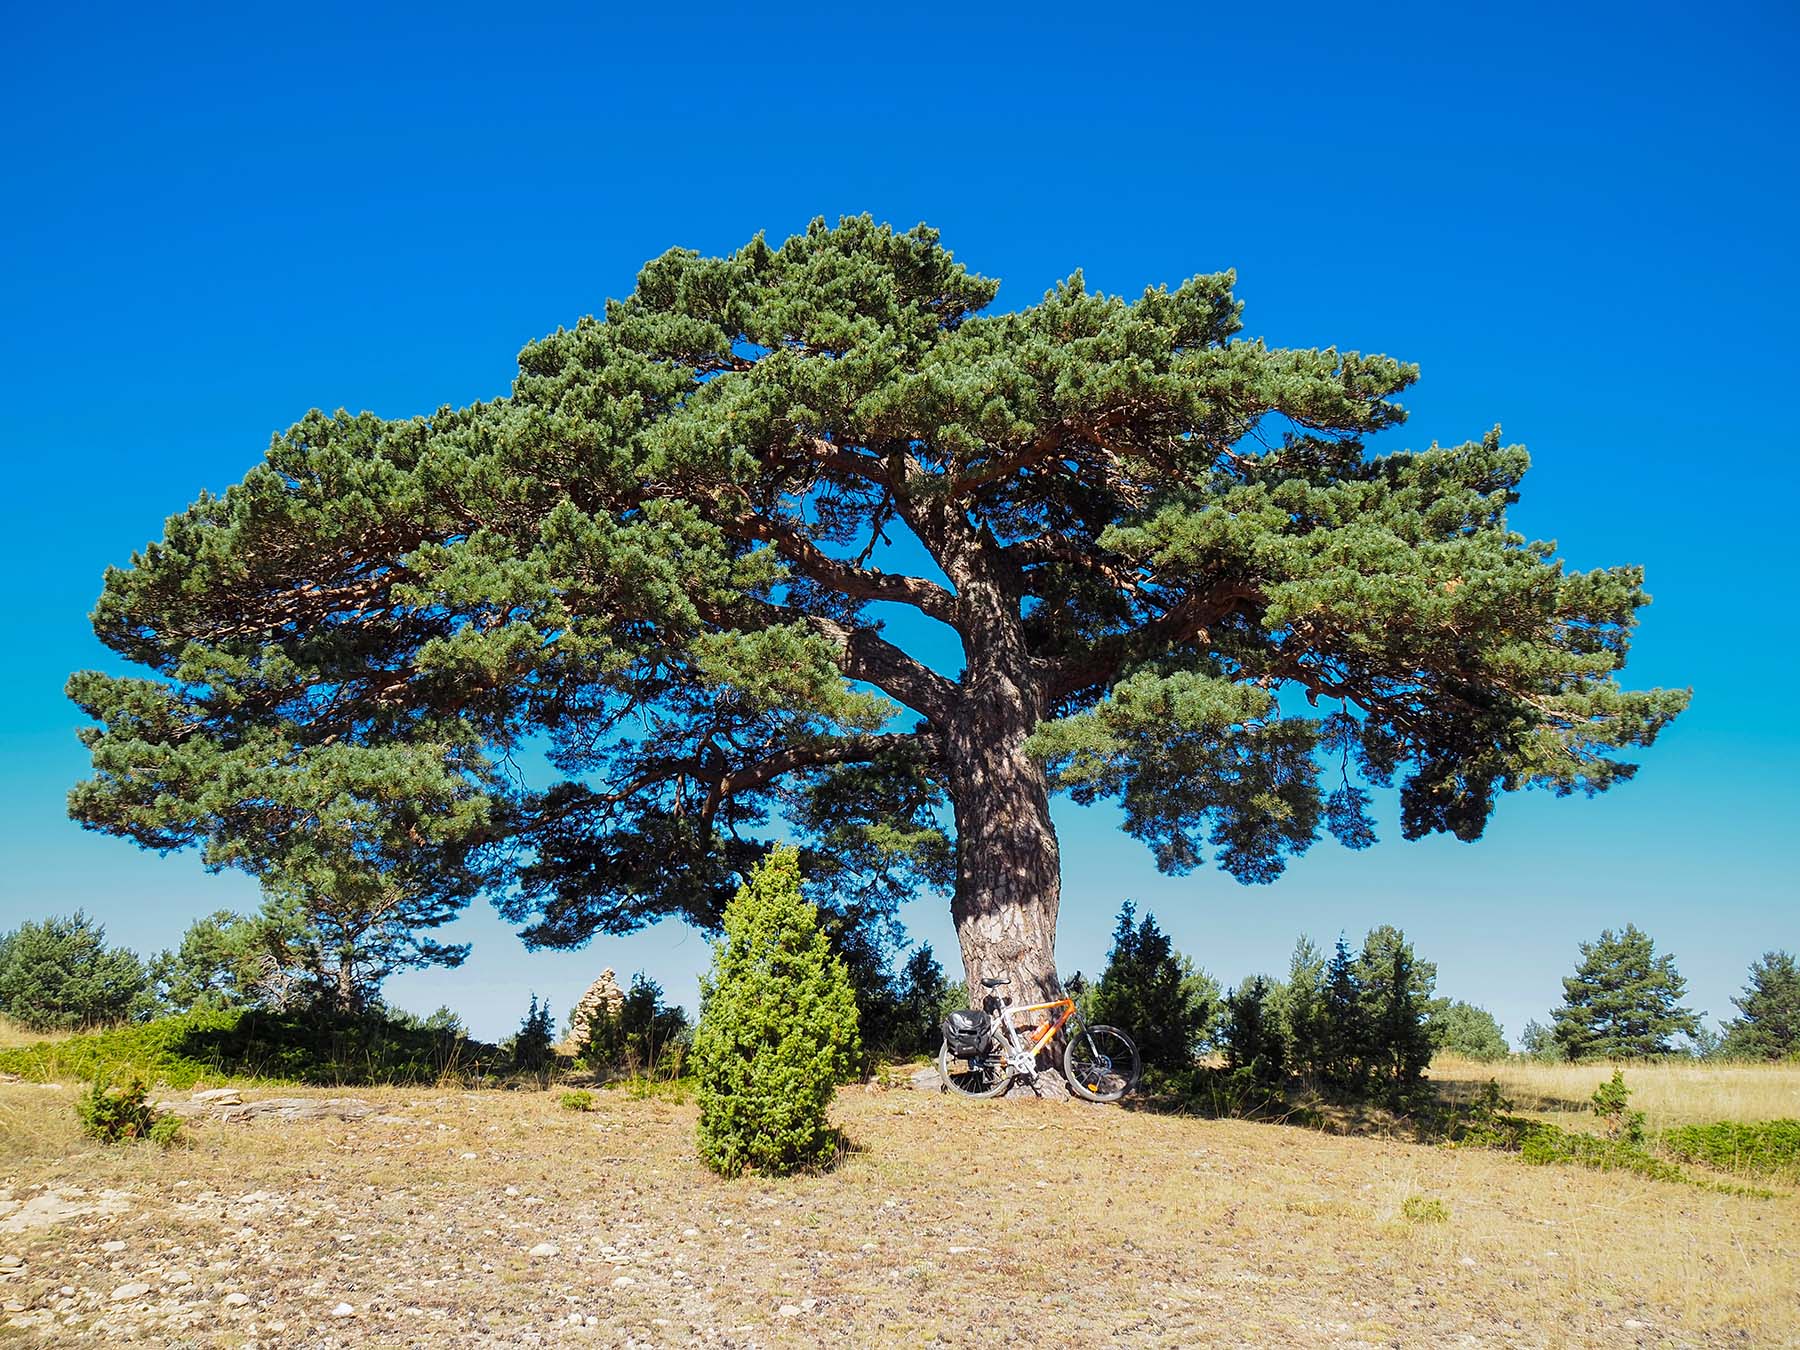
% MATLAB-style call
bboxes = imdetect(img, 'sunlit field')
[1432,1053,1800,1131]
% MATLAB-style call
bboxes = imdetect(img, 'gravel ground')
[1,1077,1796,1347]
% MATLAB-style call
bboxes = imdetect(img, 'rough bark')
[933,519,1065,1008]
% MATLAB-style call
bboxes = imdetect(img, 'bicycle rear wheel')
[1063,1024,1140,1102]
[939,1038,1010,1098]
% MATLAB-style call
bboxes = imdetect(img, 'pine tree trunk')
[942,680,1063,1009]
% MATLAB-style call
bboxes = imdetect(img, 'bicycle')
[939,978,1140,1102]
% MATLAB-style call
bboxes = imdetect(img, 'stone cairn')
[560,967,626,1055]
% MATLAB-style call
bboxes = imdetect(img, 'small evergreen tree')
[694,846,860,1177]
[1319,935,1371,1091]
[1519,1018,1565,1062]
[1090,902,1216,1073]
[1431,1001,1509,1061]
[509,994,557,1073]
[0,912,155,1032]
[1223,976,1287,1084]
[892,945,952,1056]
[1276,936,1328,1081]
[1720,951,1800,1061]
[1356,926,1436,1098]
[1551,924,1702,1060]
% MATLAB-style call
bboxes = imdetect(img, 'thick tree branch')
[1047,581,1262,700]
[725,514,960,627]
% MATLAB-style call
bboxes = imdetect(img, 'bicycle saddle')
[980,977,1010,988]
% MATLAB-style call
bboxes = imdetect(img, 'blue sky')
[2,3,1794,1043]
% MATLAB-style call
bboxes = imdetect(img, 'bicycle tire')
[938,1037,1010,1098]
[1063,1024,1140,1102]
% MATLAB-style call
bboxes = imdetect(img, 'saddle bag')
[942,1009,994,1057]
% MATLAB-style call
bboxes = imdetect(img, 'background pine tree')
[1551,924,1702,1059]
[0,912,155,1032]
[1090,902,1218,1073]
[1720,951,1800,1061]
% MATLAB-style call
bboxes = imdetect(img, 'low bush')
[1401,1195,1448,1223]
[559,1089,595,1112]
[1662,1120,1800,1182]
[0,1006,496,1087]
[75,1074,180,1147]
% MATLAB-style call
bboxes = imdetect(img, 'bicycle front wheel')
[939,1038,1010,1098]
[1063,1025,1140,1102]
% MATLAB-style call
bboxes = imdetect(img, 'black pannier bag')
[942,1009,993,1057]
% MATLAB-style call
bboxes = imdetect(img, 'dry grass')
[1432,1054,1800,1132]
[0,1018,67,1052]
[1,1076,1796,1347]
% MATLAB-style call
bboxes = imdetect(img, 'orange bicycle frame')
[1003,996,1078,1056]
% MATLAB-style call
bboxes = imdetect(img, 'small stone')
[459,1152,478,1160]
[190,1088,242,1104]
[0,1255,22,1269]
[111,1282,153,1302]
[100,1241,127,1253]
[527,1243,560,1258]
[57,1286,74,1297]
[329,1301,356,1317]
[1458,1256,1477,1268]
[682,1227,700,1237]
[779,1304,802,1317]
[165,1270,192,1286]
[223,1292,251,1308]
[612,1276,635,1289]
[860,1242,878,1252]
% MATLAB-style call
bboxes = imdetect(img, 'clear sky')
[2,3,1794,1044]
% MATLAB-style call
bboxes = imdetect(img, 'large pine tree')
[67,217,1687,998]
[1551,924,1702,1059]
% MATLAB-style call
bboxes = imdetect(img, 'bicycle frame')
[991,995,1081,1061]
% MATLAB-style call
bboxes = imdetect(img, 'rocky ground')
[1,1074,1796,1347]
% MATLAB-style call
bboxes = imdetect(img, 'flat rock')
[110,1282,153,1302]
[216,1098,375,1123]
[909,1067,943,1092]
[527,1242,559,1258]
[190,1088,243,1105]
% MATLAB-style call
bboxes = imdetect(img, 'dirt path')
[1,1080,1795,1346]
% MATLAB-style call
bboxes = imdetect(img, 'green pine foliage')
[1518,1018,1565,1062]
[1320,936,1372,1093]
[69,216,1686,994]
[1275,936,1329,1080]
[1222,976,1286,1084]
[693,847,860,1178]
[1090,902,1219,1073]
[0,912,156,1032]
[1551,924,1702,1060]
[1356,926,1440,1098]
[1720,951,1800,1061]
[509,994,557,1073]
[1432,1001,1510,1061]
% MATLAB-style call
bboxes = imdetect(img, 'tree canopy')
[67,216,1688,991]
[1552,924,1702,1059]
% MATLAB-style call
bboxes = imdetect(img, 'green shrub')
[0,1006,494,1087]
[1662,1120,1800,1182]
[1590,1068,1647,1145]
[559,1089,595,1112]
[579,974,690,1078]
[74,1074,171,1145]
[1401,1195,1449,1223]
[1431,1001,1509,1061]
[508,995,557,1074]
[1221,976,1286,1085]
[147,1114,186,1149]
[693,846,860,1177]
